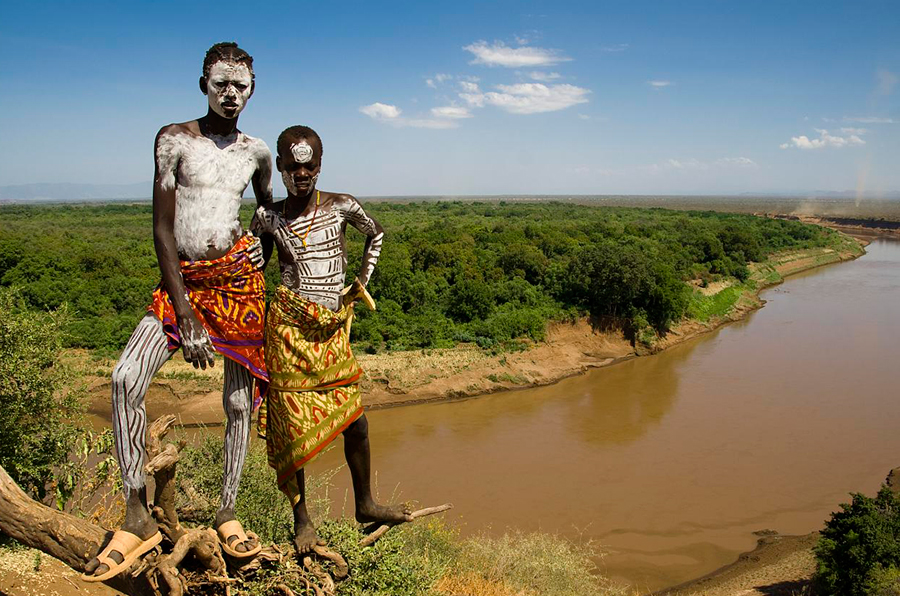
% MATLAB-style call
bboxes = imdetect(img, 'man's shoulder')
[157,121,199,140]
[240,133,271,157]
[327,192,358,207]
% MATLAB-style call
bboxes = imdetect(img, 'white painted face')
[291,141,314,163]
[205,62,253,119]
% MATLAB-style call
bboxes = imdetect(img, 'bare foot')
[356,501,414,525]
[293,519,321,555]
[216,509,258,554]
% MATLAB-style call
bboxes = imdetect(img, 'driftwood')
[0,415,452,595]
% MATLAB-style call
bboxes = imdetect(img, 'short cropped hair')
[277,125,324,159]
[202,42,254,80]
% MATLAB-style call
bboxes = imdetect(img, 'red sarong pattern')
[149,234,268,407]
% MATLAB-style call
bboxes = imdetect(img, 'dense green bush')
[815,486,900,595]
[0,288,84,501]
[0,201,835,353]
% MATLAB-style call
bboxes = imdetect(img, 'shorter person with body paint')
[251,125,412,555]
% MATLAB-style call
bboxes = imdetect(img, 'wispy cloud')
[843,116,896,124]
[463,40,571,68]
[459,80,481,93]
[526,71,561,82]
[359,102,401,120]
[780,128,865,150]
[426,73,452,89]
[461,83,589,114]
[664,157,757,170]
[360,102,458,129]
[431,106,473,119]
[648,80,673,89]
[577,113,590,120]
[601,43,629,52]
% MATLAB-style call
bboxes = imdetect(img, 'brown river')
[304,237,900,591]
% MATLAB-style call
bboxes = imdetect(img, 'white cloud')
[459,80,481,93]
[472,83,590,114]
[876,68,898,96]
[648,80,673,89]
[780,128,866,150]
[431,106,473,119]
[714,157,758,167]
[426,73,452,88]
[459,92,486,107]
[843,116,896,124]
[664,157,757,170]
[840,127,868,135]
[601,43,629,52]
[360,102,401,120]
[463,40,571,68]
[577,113,590,120]
[360,102,458,129]
[666,158,707,170]
[526,71,561,82]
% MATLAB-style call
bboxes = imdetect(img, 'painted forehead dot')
[291,141,314,164]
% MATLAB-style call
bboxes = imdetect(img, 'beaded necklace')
[282,190,320,248]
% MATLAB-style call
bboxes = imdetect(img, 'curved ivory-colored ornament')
[291,141,314,163]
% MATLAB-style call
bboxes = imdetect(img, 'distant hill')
[0,182,152,202]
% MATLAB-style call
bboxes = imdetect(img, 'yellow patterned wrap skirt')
[259,285,364,504]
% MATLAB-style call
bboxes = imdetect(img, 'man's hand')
[342,278,377,311]
[247,235,264,269]
[178,311,216,369]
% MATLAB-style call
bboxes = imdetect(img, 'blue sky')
[1,1,898,196]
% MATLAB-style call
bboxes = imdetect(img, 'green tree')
[815,486,900,596]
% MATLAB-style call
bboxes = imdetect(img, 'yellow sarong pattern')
[260,286,364,503]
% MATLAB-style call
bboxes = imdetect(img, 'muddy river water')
[303,238,900,591]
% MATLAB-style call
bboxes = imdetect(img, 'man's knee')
[111,359,142,403]
[224,388,251,418]
[345,414,369,440]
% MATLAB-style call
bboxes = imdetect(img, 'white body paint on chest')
[156,131,269,260]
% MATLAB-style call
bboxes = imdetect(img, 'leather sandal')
[81,530,162,582]
[216,519,262,559]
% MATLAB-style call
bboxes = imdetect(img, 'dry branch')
[359,503,453,547]
[146,414,186,544]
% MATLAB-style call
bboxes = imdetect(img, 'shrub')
[815,486,900,596]
[0,288,85,503]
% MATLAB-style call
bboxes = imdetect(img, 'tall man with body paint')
[251,126,412,555]
[83,42,272,581]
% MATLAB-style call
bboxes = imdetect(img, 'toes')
[85,558,99,573]
[94,563,110,576]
